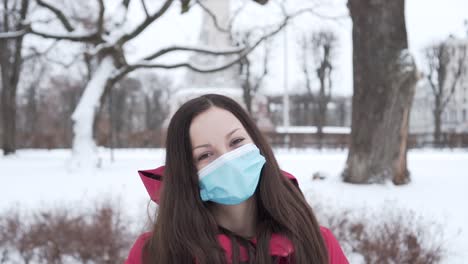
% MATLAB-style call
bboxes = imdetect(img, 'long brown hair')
[143,94,328,263]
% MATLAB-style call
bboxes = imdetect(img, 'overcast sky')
[407,0,467,66]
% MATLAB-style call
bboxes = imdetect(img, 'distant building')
[266,94,352,128]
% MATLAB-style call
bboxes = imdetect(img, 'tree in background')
[24,0,285,168]
[237,32,271,115]
[0,0,29,155]
[198,0,272,115]
[423,39,467,146]
[343,0,419,185]
[17,58,50,148]
[299,29,337,149]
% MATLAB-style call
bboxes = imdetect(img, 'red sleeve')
[125,232,152,264]
[320,227,349,264]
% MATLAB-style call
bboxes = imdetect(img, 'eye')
[197,152,212,161]
[230,137,245,147]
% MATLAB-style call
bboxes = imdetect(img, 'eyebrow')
[192,128,241,150]
[226,128,241,139]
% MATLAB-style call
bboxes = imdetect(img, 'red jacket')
[126,166,349,264]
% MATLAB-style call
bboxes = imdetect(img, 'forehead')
[189,107,245,144]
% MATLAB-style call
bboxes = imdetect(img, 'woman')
[126,94,348,264]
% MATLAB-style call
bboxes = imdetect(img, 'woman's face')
[190,107,254,171]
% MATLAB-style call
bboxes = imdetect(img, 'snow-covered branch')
[30,28,100,42]
[142,45,245,61]
[22,40,58,61]
[117,0,174,45]
[288,7,347,21]
[112,13,288,82]
[140,0,150,18]
[128,57,245,73]
[0,28,28,39]
[30,0,107,43]
[195,0,229,33]
[36,0,75,32]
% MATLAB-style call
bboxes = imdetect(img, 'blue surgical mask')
[198,143,266,205]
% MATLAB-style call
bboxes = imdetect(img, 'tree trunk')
[0,38,23,155]
[0,66,16,155]
[0,0,28,156]
[70,55,115,168]
[317,88,328,150]
[343,0,419,184]
[240,58,253,114]
[433,108,442,147]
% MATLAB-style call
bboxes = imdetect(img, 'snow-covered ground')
[1,148,467,263]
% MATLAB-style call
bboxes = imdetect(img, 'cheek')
[199,158,216,171]
[194,156,213,172]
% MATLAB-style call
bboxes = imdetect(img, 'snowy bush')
[0,201,134,264]
[0,195,448,264]
[314,203,446,264]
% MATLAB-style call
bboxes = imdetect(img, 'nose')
[215,145,230,157]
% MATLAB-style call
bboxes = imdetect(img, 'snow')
[275,126,350,134]
[1,148,467,263]
[398,49,417,73]
[70,56,116,169]
[0,29,28,39]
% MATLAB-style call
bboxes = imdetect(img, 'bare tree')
[343,0,420,185]
[0,0,29,155]
[139,73,172,132]
[423,40,467,146]
[20,0,289,168]
[236,32,270,114]
[0,0,336,166]
[17,57,48,148]
[299,29,337,149]
[199,0,271,115]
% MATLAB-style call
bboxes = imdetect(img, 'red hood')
[138,165,299,204]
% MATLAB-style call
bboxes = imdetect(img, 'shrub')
[311,200,446,264]
[0,200,134,264]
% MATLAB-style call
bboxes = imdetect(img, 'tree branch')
[22,40,59,61]
[441,47,466,110]
[140,0,150,18]
[142,45,245,61]
[123,59,244,74]
[125,14,288,73]
[0,28,28,39]
[96,0,105,36]
[111,2,313,88]
[253,41,270,92]
[3,0,9,31]
[30,28,99,42]
[195,0,229,33]
[36,0,75,32]
[424,45,440,97]
[117,0,174,45]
